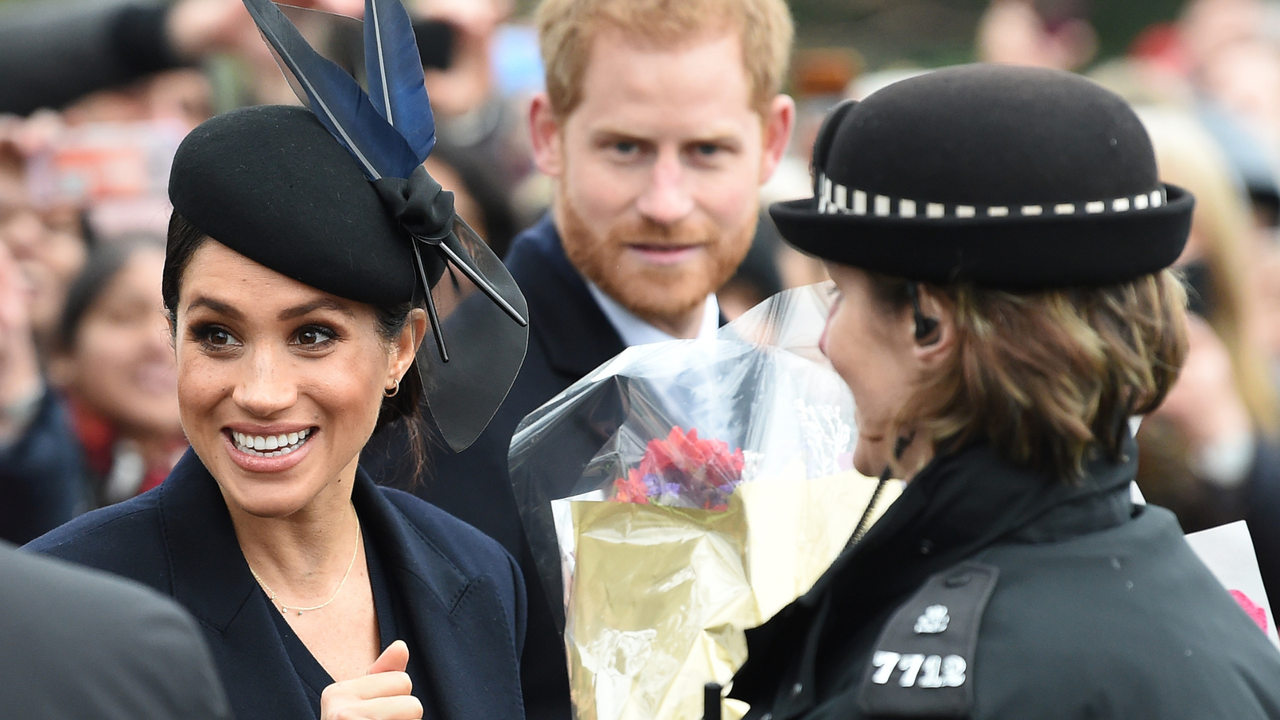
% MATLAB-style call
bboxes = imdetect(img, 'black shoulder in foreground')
[0,545,231,720]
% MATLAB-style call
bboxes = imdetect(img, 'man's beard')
[558,197,754,329]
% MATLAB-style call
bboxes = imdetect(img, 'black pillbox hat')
[168,104,419,306]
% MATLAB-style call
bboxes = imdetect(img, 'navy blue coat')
[364,216,625,720]
[26,449,527,720]
[0,390,93,544]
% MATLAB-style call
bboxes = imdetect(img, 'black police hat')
[770,64,1194,289]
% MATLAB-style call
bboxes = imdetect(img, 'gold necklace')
[247,515,362,616]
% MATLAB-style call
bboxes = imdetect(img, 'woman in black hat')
[729,65,1280,719]
[25,0,530,718]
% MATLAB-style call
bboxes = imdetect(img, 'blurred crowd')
[5,0,1280,584]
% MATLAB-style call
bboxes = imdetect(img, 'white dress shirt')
[586,283,720,347]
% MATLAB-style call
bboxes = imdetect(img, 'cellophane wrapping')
[509,284,901,720]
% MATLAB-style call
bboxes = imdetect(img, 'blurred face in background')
[415,0,513,118]
[976,0,1097,71]
[0,150,86,345]
[55,247,180,440]
[1181,0,1264,70]
[61,69,213,129]
[531,28,792,333]
[1199,40,1280,147]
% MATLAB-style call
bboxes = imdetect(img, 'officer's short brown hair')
[535,0,794,118]
[872,270,1189,480]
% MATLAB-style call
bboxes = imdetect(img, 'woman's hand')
[320,640,423,720]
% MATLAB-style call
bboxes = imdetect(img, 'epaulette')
[857,561,999,717]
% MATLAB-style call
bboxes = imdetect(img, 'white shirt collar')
[586,283,720,347]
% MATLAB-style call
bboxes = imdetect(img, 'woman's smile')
[223,425,318,474]
[175,240,405,518]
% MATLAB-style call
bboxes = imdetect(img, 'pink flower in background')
[1230,590,1269,634]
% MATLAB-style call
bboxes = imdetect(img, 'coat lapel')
[352,473,525,719]
[157,451,524,718]
[506,216,626,378]
[156,449,314,718]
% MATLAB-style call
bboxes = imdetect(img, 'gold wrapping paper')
[565,472,902,720]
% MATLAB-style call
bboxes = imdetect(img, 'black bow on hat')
[771,64,1194,289]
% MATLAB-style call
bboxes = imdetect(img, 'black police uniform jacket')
[25,449,527,720]
[730,438,1280,719]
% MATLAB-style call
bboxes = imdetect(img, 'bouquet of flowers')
[509,284,901,720]
[610,427,745,509]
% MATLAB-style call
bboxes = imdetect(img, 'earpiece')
[893,433,914,460]
[906,283,940,345]
[915,316,940,344]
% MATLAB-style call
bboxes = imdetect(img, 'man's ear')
[758,94,796,185]
[913,285,956,365]
[529,93,564,178]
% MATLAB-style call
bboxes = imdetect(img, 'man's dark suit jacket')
[365,215,626,720]
[27,449,527,720]
[0,542,231,719]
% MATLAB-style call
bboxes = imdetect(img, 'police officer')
[729,64,1280,719]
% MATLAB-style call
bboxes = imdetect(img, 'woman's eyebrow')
[278,298,356,321]
[187,296,244,320]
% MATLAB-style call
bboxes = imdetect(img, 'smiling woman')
[24,105,530,720]
[22,0,531,713]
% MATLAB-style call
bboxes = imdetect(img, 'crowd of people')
[5,0,1280,717]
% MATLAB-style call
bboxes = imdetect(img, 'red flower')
[611,426,745,508]
[642,428,743,484]
[612,469,650,504]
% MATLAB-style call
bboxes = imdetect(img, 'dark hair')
[163,211,428,471]
[59,233,165,351]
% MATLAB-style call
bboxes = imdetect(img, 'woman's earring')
[384,379,400,398]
